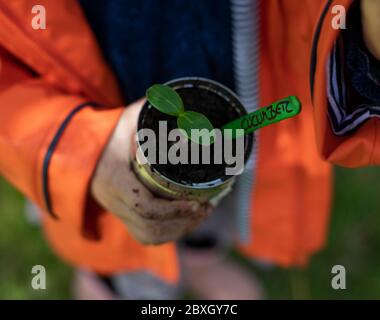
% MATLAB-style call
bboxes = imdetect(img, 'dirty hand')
[91,99,213,245]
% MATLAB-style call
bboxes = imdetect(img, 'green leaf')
[146,84,184,116]
[177,111,215,145]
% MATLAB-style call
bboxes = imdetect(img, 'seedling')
[146,84,302,144]
[146,84,214,145]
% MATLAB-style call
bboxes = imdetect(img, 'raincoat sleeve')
[0,47,123,235]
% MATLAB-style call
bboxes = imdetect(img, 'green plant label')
[222,96,302,138]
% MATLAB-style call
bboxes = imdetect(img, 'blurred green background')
[0,167,379,299]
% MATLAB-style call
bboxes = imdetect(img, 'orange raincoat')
[0,0,377,283]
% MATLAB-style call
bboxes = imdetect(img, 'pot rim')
[136,77,254,189]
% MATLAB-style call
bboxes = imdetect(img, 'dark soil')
[139,85,251,185]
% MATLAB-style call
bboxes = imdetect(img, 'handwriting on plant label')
[222,96,302,138]
[241,101,294,129]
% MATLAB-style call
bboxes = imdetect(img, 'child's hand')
[91,99,213,245]
[361,0,380,60]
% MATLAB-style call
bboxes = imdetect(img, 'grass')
[247,167,380,299]
[0,177,72,299]
[0,166,379,299]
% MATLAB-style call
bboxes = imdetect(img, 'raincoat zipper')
[230,0,260,243]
